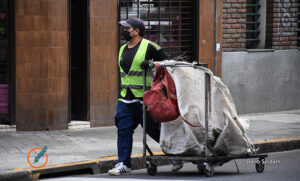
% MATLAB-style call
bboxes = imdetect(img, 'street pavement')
[0,109,299,180]
[42,149,300,181]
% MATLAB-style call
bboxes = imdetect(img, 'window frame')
[246,0,261,49]
[297,0,300,47]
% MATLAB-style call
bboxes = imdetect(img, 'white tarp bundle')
[154,61,255,157]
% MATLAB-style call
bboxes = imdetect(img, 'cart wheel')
[200,162,214,177]
[255,158,265,173]
[147,162,157,176]
[197,162,205,175]
[203,166,214,177]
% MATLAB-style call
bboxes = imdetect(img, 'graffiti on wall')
[276,0,294,36]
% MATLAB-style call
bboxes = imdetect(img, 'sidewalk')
[0,109,300,180]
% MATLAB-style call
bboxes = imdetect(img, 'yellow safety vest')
[118,38,153,100]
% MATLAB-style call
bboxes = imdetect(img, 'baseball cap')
[119,17,145,35]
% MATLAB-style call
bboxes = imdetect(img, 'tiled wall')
[89,0,118,127]
[199,0,223,77]
[15,0,69,130]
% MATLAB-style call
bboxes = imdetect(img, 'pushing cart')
[142,62,267,177]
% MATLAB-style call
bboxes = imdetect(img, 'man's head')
[119,17,145,41]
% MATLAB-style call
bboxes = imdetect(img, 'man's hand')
[140,60,149,70]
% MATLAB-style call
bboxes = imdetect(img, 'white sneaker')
[108,162,131,176]
[172,160,184,172]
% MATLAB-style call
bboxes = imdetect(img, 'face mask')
[123,31,132,41]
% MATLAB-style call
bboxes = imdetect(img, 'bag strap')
[153,65,165,82]
[179,115,202,127]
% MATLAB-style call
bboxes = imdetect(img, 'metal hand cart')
[142,62,267,177]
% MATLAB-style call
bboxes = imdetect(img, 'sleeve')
[146,41,169,62]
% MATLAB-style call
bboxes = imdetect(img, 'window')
[0,0,13,122]
[246,0,261,48]
[119,0,195,60]
[297,0,300,46]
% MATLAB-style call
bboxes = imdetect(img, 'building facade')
[0,0,299,131]
[221,0,300,114]
[1,0,222,130]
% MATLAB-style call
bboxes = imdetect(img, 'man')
[108,17,183,176]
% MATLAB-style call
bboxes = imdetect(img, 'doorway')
[70,0,88,121]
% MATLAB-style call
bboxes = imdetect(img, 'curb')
[0,170,31,181]
[253,137,300,154]
[1,137,300,181]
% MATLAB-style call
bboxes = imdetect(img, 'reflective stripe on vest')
[118,38,151,98]
[120,85,152,90]
[120,71,144,77]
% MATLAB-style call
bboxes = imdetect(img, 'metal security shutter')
[119,0,194,60]
[246,0,260,48]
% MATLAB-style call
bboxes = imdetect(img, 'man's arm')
[146,41,169,62]
[141,41,169,70]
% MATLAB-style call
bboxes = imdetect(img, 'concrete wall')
[222,49,300,114]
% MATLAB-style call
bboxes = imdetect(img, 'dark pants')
[115,101,160,168]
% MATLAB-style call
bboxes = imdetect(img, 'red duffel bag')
[143,64,201,127]
[143,65,179,123]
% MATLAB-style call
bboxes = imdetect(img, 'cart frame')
[142,63,267,177]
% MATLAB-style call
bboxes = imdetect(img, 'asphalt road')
[42,149,300,181]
